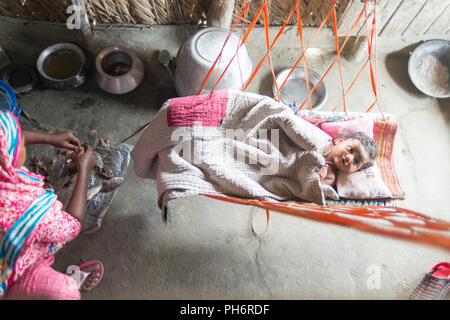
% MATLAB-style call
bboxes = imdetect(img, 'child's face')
[15,134,26,168]
[330,137,370,173]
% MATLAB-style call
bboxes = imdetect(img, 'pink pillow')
[320,117,374,140]
[336,163,393,199]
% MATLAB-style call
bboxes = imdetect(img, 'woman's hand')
[49,131,81,152]
[72,144,96,173]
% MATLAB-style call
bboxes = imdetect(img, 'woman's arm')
[23,130,52,145]
[24,130,81,151]
[65,145,96,223]
[65,168,90,223]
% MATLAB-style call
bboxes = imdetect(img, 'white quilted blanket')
[131,89,333,209]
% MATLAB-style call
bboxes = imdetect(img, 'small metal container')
[175,27,253,97]
[36,43,90,90]
[95,46,144,95]
[408,39,450,98]
[273,67,327,111]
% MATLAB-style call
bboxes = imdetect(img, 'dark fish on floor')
[86,177,125,200]
[87,185,102,200]
[101,177,124,192]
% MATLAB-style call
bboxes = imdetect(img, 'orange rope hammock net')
[194,0,450,250]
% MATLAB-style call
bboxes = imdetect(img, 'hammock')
[190,0,450,251]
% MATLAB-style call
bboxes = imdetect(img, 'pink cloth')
[166,89,228,127]
[5,256,80,300]
[319,117,374,140]
[0,120,81,294]
[1,196,82,286]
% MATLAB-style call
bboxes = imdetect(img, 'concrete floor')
[1,16,449,299]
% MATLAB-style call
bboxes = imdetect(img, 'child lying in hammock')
[316,131,378,187]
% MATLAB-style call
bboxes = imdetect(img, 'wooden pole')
[207,0,236,29]
[73,0,91,39]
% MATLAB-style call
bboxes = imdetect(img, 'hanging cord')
[243,0,300,92]
[331,58,369,112]
[364,0,385,121]
[236,0,251,91]
[196,0,251,95]
[276,6,334,100]
[218,0,251,93]
[295,3,312,110]
[20,108,52,133]
[296,2,366,112]
[120,121,150,144]
[332,0,347,112]
[251,206,270,237]
[262,1,280,101]
[211,1,264,93]
[331,0,369,112]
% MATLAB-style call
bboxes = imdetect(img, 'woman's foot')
[78,261,103,291]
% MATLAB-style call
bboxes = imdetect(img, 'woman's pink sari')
[0,110,81,299]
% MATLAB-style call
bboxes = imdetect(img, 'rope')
[210,2,264,93]
[295,1,367,112]
[275,6,334,100]
[262,1,279,102]
[251,207,270,236]
[295,3,312,110]
[242,0,299,92]
[196,0,251,95]
[204,194,450,251]
[332,0,347,112]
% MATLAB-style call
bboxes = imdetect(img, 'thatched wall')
[0,0,351,27]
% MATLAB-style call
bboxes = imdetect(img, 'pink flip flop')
[77,260,104,291]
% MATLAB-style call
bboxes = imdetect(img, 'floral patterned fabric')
[0,110,81,290]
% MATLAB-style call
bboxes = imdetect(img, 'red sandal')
[410,262,450,300]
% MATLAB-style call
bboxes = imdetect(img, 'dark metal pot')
[36,43,90,90]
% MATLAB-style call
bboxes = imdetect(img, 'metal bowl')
[175,27,253,97]
[408,39,450,98]
[95,46,144,95]
[36,43,89,90]
[273,67,327,111]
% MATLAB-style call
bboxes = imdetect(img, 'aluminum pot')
[273,67,328,111]
[36,43,90,90]
[408,39,450,98]
[175,27,253,97]
[95,46,144,95]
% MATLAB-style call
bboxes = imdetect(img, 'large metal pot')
[408,39,450,98]
[95,46,144,95]
[36,43,90,90]
[175,27,253,97]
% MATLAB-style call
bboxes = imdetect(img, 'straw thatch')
[234,0,351,27]
[0,0,351,26]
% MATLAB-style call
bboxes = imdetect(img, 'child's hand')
[50,131,81,152]
[315,164,328,180]
[72,144,96,172]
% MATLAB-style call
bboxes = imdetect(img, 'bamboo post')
[72,0,91,39]
[207,0,236,29]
